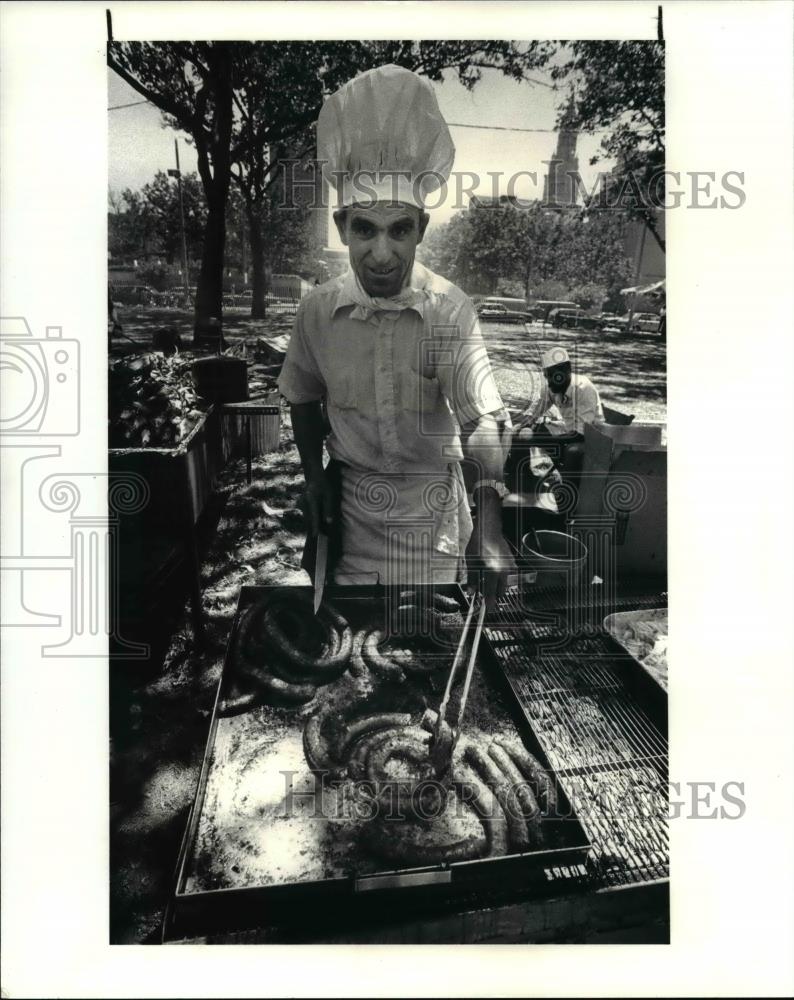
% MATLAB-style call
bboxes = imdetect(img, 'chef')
[278,65,514,606]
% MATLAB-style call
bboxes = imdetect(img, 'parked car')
[632,312,662,333]
[480,296,529,311]
[576,313,606,332]
[599,313,629,333]
[581,312,622,332]
[606,312,661,335]
[528,300,580,323]
[548,306,585,329]
[475,301,532,324]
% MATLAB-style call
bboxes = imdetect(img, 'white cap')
[541,346,570,369]
[317,64,455,210]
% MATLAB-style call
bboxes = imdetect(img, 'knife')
[313,531,328,614]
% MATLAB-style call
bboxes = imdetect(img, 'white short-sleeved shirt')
[278,262,506,474]
[519,373,604,436]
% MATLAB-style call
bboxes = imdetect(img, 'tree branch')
[171,42,210,81]
[106,49,188,124]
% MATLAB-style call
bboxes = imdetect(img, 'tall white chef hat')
[541,346,570,369]
[317,64,455,210]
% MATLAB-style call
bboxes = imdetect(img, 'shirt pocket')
[326,372,358,411]
[403,368,443,412]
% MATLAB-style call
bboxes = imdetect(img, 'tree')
[131,170,207,264]
[108,42,556,330]
[418,201,632,301]
[550,41,666,252]
[538,211,632,297]
[419,205,531,293]
[108,42,240,341]
[510,205,572,298]
[229,41,557,317]
[108,187,154,261]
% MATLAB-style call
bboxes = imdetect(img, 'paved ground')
[109,306,666,943]
[480,320,666,425]
[111,307,667,423]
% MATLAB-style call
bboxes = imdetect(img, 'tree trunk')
[247,208,268,320]
[193,192,227,347]
[192,44,234,346]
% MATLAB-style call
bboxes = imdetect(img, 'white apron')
[332,462,473,587]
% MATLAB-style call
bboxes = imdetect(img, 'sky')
[108,56,615,247]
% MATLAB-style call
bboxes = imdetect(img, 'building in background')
[623,213,665,288]
[542,97,581,211]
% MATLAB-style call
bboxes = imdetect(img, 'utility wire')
[448,122,609,133]
[110,99,612,135]
[108,102,606,135]
[108,99,152,110]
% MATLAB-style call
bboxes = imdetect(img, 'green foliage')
[420,202,632,302]
[495,277,526,297]
[136,261,174,291]
[109,171,208,267]
[108,187,157,260]
[530,278,571,302]
[567,282,607,310]
[108,41,556,321]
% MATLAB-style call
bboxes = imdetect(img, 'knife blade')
[313,532,328,614]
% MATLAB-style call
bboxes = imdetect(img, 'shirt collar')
[333,261,431,322]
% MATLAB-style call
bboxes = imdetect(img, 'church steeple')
[543,93,581,210]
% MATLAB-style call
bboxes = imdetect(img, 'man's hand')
[465,528,516,610]
[301,470,337,537]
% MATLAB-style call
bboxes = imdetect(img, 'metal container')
[191,356,249,404]
[109,406,225,646]
[603,608,668,691]
[520,530,588,591]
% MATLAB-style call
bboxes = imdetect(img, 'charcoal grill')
[484,587,668,889]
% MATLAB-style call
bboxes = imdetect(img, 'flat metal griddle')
[165,584,592,941]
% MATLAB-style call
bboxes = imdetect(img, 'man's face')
[544,362,572,395]
[334,202,429,298]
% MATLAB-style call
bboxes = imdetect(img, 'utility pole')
[241,218,247,284]
[168,139,191,307]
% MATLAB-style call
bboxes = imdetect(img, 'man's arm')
[461,412,516,608]
[278,301,336,535]
[572,380,604,434]
[514,382,550,433]
[290,401,336,536]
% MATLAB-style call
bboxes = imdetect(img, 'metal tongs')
[428,593,488,777]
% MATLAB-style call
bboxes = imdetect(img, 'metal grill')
[487,587,669,887]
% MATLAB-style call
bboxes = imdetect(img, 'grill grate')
[488,587,669,887]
